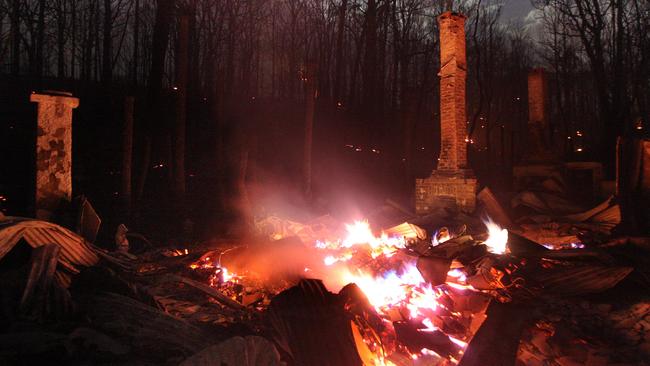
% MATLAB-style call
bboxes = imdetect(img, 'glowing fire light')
[192,218,488,363]
[323,253,353,265]
[340,266,426,309]
[339,220,406,259]
[447,268,467,283]
[220,267,235,283]
[342,221,377,248]
[314,220,467,359]
[482,218,508,254]
[432,228,451,246]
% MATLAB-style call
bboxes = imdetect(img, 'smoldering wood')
[458,301,529,366]
[166,274,246,311]
[393,320,461,359]
[417,256,452,286]
[90,246,137,271]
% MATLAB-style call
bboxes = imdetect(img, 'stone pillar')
[415,12,477,214]
[30,91,79,220]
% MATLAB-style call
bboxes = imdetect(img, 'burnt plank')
[458,301,528,366]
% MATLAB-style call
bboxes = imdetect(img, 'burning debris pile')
[1,198,649,365]
[169,212,638,365]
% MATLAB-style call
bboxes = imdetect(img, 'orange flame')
[483,218,508,254]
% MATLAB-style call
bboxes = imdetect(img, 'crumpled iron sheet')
[0,216,99,287]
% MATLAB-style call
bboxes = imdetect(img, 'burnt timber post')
[30,91,79,220]
[415,12,477,214]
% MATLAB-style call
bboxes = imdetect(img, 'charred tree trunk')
[237,143,252,229]
[132,0,140,86]
[71,1,76,78]
[334,0,348,102]
[94,0,101,81]
[56,1,66,78]
[401,87,417,179]
[303,63,317,202]
[136,0,174,209]
[10,0,20,75]
[174,13,190,219]
[102,0,113,85]
[224,6,237,105]
[122,97,135,219]
[35,0,45,78]
[363,0,378,116]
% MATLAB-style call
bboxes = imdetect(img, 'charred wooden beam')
[459,301,529,366]
[166,274,246,311]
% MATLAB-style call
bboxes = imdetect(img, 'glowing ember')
[542,242,585,250]
[188,256,241,287]
[482,218,509,254]
[164,248,189,257]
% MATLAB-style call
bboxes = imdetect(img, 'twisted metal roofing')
[0,216,99,287]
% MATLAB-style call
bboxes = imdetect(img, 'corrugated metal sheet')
[529,265,633,296]
[0,216,99,287]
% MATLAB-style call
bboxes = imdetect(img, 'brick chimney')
[437,12,468,170]
[527,68,546,126]
[523,67,556,162]
[415,12,477,214]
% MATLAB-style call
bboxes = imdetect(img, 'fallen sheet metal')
[0,216,99,287]
[525,265,633,296]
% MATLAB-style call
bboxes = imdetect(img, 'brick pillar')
[437,12,467,170]
[528,68,546,125]
[415,12,477,214]
[30,91,79,220]
[513,68,560,190]
[526,68,550,160]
